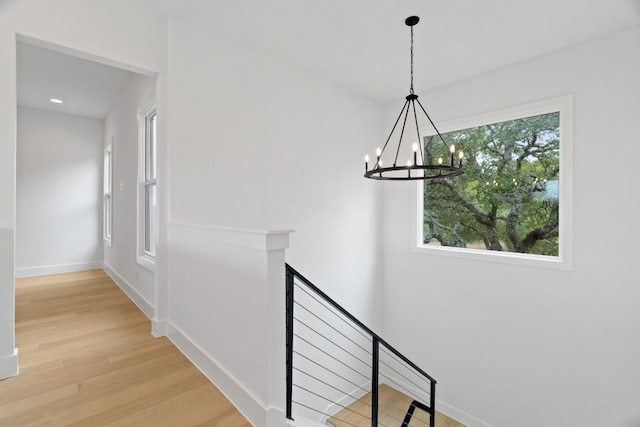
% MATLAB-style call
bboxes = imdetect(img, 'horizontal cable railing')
[286,264,436,427]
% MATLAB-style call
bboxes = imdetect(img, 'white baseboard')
[0,348,19,380]
[15,261,103,278]
[287,414,326,427]
[166,321,270,427]
[266,406,287,427]
[151,318,168,337]
[380,375,494,427]
[436,399,494,427]
[103,263,154,320]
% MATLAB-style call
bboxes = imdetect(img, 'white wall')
[166,224,290,427]
[167,20,382,332]
[16,107,104,277]
[165,20,382,425]
[103,73,156,316]
[0,0,166,379]
[380,28,640,427]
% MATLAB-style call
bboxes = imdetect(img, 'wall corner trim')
[0,348,19,380]
[151,318,167,337]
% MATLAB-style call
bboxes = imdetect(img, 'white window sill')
[137,254,156,272]
[413,243,571,271]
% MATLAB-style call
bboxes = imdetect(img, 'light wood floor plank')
[0,269,251,427]
[327,383,466,427]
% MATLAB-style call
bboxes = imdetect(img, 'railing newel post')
[371,337,379,427]
[285,265,295,420]
[430,380,436,427]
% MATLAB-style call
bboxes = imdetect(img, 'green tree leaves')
[424,112,560,255]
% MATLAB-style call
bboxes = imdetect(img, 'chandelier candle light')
[364,16,464,181]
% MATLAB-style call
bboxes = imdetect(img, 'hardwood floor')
[0,270,251,426]
[326,384,466,427]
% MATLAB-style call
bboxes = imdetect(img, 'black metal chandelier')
[364,16,464,181]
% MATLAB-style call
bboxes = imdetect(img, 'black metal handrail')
[285,263,436,427]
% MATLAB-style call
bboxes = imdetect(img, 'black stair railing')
[285,264,436,427]
[401,400,431,427]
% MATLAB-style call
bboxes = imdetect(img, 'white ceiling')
[148,0,640,103]
[17,41,135,119]
[16,0,640,119]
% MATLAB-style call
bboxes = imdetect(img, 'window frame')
[137,99,157,271]
[413,95,573,271]
[103,142,113,246]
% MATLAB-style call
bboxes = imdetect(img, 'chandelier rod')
[411,99,425,166]
[410,22,415,94]
[415,97,451,157]
[394,96,413,166]
[379,99,410,159]
[407,17,450,154]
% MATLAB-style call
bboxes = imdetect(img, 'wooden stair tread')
[326,383,466,427]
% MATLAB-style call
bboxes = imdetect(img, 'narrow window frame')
[103,141,113,246]
[413,95,573,271]
[137,99,157,271]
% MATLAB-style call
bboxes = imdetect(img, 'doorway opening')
[15,35,160,323]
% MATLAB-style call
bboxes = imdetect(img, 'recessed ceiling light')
[50,98,63,104]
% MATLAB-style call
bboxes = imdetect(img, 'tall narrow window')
[103,143,112,246]
[138,100,157,269]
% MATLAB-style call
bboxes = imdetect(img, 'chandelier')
[364,16,464,181]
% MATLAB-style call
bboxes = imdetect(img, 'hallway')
[0,270,251,426]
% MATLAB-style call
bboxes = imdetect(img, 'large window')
[138,100,157,269]
[416,95,573,270]
[103,142,112,246]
